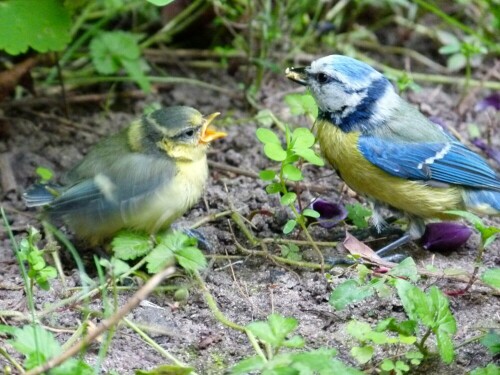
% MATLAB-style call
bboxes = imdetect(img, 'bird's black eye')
[316,73,330,84]
[183,129,195,138]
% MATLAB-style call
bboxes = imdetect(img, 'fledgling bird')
[286,55,500,248]
[24,106,226,244]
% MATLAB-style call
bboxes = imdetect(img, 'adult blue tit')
[286,55,500,244]
[24,106,227,245]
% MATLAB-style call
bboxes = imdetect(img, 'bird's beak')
[200,112,227,144]
[285,66,308,85]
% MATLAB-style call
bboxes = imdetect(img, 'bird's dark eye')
[316,73,330,84]
[183,129,195,138]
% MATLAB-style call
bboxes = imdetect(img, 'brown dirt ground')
[0,66,499,374]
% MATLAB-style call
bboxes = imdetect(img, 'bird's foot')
[178,227,212,252]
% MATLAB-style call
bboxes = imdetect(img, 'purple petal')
[475,92,500,112]
[420,222,472,253]
[311,198,348,228]
[471,138,500,166]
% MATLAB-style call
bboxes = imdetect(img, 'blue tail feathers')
[464,189,500,215]
[23,184,60,207]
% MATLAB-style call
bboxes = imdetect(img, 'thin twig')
[25,266,176,375]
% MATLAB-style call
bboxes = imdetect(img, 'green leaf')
[447,53,467,71]
[254,109,274,127]
[0,0,71,55]
[388,257,419,282]
[302,209,320,218]
[280,244,302,261]
[283,219,297,234]
[175,247,207,272]
[266,183,282,194]
[146,243,175,274]
[283,335,305,348]
[470,364,500,375]
[136,365,194,375]
[256,128,281,145]
[293,148,324,166]
[259,170,276,181]
[282,164,303,181]
[346,203,372,229]
[394,279,419,321]
[112,231,152,260]
[8,325,61,360]
[329,280,373,310]
[291,128,315,149]
[436,329,455,364]
[264,143,287,161]
[480,331,500,355]
[90,31,151,92]
[481,268,500,289]
[429,287,456,335]
[351,346,373,364]
[380,359,395,371]
[284,93,317,117]
[445,210,484,228]
[230,355,265,374]
[146,0,175,5]
[35,167,53,182]
[280,192,297,205]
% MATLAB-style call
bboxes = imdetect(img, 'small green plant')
[17,227,58,291]
[331,258,457,369]
[111,229,207,274]
[230,313,363,374]
[90,31,151,92]
[256,125,324,234]
[345,203,372,229]
[445,210,500,290]
[0,324,93,374]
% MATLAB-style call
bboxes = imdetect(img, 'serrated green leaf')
[481,268,500,289]
[330,280,373,310]
[282,164,303,181]
[388,257,419,282]
[436,329,455,363]
[112,231,152,260]
[264,143,287,161]
[351,346,373,364]
[8,325,61,360]
[346,203,372,229]
[0,0,71,55]
[280,192,297,205]
[256,128,281,145]
[283,219,297,234]
[175,246,207,272]
[229,355,265,375]
[283,335,305,348]
[90,31,150,92]
[135,364,194,375]
[259,170,276,181]
[284,94,317,117]
[146,243,175,274]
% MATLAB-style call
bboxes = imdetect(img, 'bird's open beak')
[285,67,308,85]
[200,112,227,144]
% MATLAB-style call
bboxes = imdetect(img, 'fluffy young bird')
[286,55,500,241]
[24,106,226,244]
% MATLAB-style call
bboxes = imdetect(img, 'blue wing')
[358,136,500,191]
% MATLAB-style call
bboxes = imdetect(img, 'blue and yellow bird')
[286,55,500,247]
[24,106,226,244]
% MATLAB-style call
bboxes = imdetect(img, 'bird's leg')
[375,215,425,258]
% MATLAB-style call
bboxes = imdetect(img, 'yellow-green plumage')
[24,106,226,245]
[316,119,464,219]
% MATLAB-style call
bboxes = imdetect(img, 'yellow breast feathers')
[315,119,463,218]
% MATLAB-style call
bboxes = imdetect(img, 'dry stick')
[0,153,17,195]
[25,266,176,375]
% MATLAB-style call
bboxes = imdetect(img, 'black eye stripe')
[172,126,201,140]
